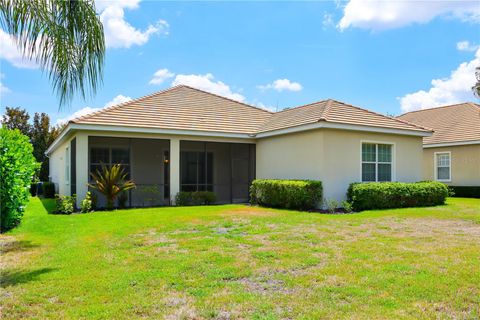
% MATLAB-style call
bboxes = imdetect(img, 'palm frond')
[0,0,105,107]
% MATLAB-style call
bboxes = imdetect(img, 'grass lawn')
[1,197,480,319]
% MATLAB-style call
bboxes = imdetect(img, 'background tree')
[473,66,480,98]
[0,0,105,107]
[31,112,60,181]
[1,106,31,136]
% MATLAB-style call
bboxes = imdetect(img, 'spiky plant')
[0,0,105,107]
[88,164,135,210]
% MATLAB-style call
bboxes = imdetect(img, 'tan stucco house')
[399,103,480,188]
[46,85,431,207]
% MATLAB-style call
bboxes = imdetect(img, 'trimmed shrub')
[347,181,449,211]
[0,128,39,232]
[449,186,480,199]
[54,194,76,215]
[43,182,56,198]
[250,179,323,210]
[175,191,217,206]
[80,192,93,213]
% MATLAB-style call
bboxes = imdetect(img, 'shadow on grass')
[39,197,56,214]
[0,268,57,288]
[0,239,40,254]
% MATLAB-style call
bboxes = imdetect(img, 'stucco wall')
[321,129,423,202]
[256,128,424,204]
[423,144,480,186]
[49,135,73,196]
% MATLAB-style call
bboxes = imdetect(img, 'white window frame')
[360,140,396,182]
[65,146,70,185]
[434,151,451,182]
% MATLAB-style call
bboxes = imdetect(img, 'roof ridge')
[274,99,331,114]
[328,99,432,132]
[319,99,333,121]
[178,85,274,114]
[399,102,478,116]
[70,85,184,123]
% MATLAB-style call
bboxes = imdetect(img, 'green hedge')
[175,191,217,206]
[0,128,39,232]
[347,181,449,211]
[250,179,323,210]
[449,186,480,198]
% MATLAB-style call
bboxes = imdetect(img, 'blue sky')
[0,0,479,124]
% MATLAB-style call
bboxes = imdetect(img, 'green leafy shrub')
[449,186,480,199]
[54,194,76,214]
[347,181,449,211]
[325,198,339,214]
[341,200,353,213]
[43,181,56,198]
[0,128,39,232]
[175,191,217,206]
[250,179,323,210]
[80,192,93,213]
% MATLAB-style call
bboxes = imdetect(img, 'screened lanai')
[87,136,255,208]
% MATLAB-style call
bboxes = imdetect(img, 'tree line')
[2,107,62,182]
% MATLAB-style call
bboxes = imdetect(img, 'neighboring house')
[398,103,480,188]
[47,85,431,207]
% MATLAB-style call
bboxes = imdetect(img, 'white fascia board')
[46,123,254,155]
[424,140,480,148]
[255,121,432,138]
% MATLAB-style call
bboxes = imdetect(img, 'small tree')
[88,164,135,210]
[0,128,39,232]
[473,66,480,98]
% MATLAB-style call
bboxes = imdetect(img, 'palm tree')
[0,0,105,107]
[473,66,480,99]
[88,164,136,210]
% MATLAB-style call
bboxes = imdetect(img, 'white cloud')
[149,68,175,85]
[99,1,169,49]
[172,73,245,102]
[399,48,479,112]
[258,79,303,92]
[457,40,479,52]
[0,30,39,69]
[0,73,11,95]
[103,94,133,107]
[55,94,132,125]
[55,107,101,125]
[254,102,277,112]
[322,13,335,29]
[338,0,480,31]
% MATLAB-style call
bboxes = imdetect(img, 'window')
[435,152,451,181]
[89,147,130,179]
[180,151,213,192]
[361,143,393,182]
[65,147,70,183]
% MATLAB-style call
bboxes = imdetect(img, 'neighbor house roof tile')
[398,103,480,145]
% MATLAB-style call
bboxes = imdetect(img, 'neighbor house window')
[90,147,130,179]
[435,152,451,181]
[361,143,393,182]
[180,151,213,192]
[65,147,70,183]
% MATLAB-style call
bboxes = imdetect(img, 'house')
[398,103,480,187]
[46,85,432,207]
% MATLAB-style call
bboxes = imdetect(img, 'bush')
[347,181,449,211]
[54,194,76,214]
[43,182,56,198]
[175,191,217,206]
[449,186,480,199]
[341,200,354,213]
[80,192,93,213]
[250,179,323,210]
[0,128,39,232]
[325,198,339,214]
